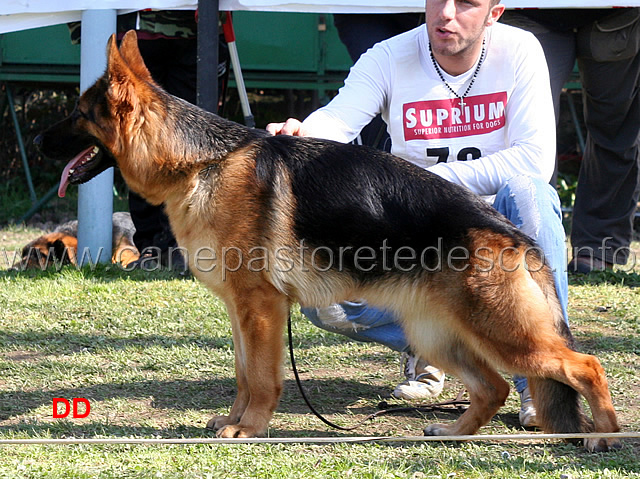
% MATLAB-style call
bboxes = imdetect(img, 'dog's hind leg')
[497,265,620,451]
[526,348,621,452]
[422,340,510,437]
[206,280,290,438]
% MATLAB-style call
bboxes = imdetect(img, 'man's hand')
[266,118,309,136]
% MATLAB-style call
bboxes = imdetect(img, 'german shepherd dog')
[36,31,620,451]
[13,212,139,270]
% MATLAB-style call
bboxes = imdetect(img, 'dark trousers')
[502,10,640,264]
[573,51,640,264]
[128,38,197,253]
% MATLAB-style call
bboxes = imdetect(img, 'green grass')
[0,229,638,477]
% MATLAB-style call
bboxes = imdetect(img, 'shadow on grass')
[0,378,232,420]
[0,324,356,355]
[0,328,233,354]
[0,263,188,283]
[575,332,640,355]
[0,377,395,425]
[0,371,532,442]
[569,269,640,288]
[0,373,521,440]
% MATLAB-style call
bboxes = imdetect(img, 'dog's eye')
[71,107,92,122]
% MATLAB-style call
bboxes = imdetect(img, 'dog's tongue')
[58,146,95,198]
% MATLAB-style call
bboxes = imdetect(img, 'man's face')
[426,0,504,61]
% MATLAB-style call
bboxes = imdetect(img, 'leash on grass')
[287,313,470,431]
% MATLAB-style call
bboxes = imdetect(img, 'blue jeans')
[302,175,569,394]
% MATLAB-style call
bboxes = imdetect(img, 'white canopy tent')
[1,1,637,34]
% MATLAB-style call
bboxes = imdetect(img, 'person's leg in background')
[569,25,640,271]
[301,301,446,400]
[500,12,576,186]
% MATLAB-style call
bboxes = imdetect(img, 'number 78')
[427,147,481,163]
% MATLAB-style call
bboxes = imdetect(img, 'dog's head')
[35,31,159,198]
[12,232,78,270]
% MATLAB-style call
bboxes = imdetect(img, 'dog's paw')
[215,424,260,438]
[423,423,452,436]
[584,437,622,453]
[206,415,237,432]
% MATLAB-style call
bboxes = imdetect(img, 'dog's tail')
[529,377,593,437]
[527,264,594,436]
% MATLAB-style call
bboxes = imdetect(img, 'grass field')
[0,225,639,478]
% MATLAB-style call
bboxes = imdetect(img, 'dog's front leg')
[207,281,290,438]
[206,317,251,431]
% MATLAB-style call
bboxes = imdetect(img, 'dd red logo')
[53,398,91,418]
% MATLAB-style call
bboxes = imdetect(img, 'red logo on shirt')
[403,92,507,141]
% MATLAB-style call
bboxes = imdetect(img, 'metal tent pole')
[197,0,219,113]
[77,9,116,266]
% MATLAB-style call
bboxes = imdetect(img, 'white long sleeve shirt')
[302,22,556,197]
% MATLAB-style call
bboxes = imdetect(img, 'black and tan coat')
[36,31,620,452]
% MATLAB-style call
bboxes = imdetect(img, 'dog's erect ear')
[51,235,78,266]
[106,33,147,110]
[107,33,124,72]
[106,33,134,86]
[119,30,156,84]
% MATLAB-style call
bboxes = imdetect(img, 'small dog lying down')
[13,212,139,270]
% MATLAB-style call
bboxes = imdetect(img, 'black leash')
[287,312,470,431]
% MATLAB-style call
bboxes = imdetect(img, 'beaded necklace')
[429,38,486,110]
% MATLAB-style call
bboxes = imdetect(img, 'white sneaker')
[519,386,539,428]
[392,352,445,400]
